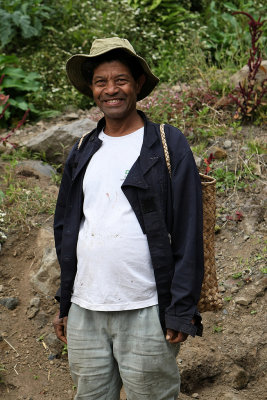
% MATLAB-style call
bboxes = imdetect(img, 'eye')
[95,79,105,86]
[116,78,127,84]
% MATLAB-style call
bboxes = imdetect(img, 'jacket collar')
[73,110,160,185]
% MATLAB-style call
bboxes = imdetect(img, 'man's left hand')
[166,329,188,343]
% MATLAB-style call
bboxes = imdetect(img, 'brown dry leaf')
[259,65,267,73]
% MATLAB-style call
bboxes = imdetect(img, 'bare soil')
[0,117,266,400]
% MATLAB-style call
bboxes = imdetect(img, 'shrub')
[0,0,52,49]
[0,54,40,128]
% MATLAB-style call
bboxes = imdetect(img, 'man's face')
[90,60,144,121]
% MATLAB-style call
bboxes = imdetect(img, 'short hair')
[81,49,144,84]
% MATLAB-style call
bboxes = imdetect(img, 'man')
[53,37,204,400]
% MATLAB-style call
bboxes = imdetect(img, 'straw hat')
[66,37,159,101]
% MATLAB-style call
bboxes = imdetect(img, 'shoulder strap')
[160,124,171,178]
[77,132,89,150]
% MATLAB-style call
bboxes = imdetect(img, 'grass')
[0,157,56,233]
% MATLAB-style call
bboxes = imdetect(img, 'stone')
[230,60,267,88]
[230,365,249,390]
[235,296,252,306]
[30,247,60,296]
[224,279,238,290]
[64,112,79,120]
[27,306,39,319]
[17,160,56,178]
[193,155,202,168]
[223,140,232,149]
[192,393,199,399]
[30,297,40,308]
[0,297,19,310]
[0,284,3,292]
[45,333,64,356]
[22,118,97,164]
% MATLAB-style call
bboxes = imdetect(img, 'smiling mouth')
[103,99,124,104]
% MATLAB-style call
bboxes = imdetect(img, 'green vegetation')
[0,0,266,238]
[0,0,265,121]
[213,325,223,333]
[232,272,243,279]
[0,156,56,231]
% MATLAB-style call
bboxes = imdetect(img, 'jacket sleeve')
[165,149,204,337]
[53,146,77,301]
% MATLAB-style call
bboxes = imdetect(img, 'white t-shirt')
[71,127,158,311]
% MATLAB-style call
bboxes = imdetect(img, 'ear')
[136,74,146,94]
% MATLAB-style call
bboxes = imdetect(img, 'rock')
[17,160,56,178]
[0,297,19,310]
[172,84,182,92]
[223,140,232,149]
[193,155,202,168]
[27,306,39,319]
[235,296,252,306]
[230,60,267,88]
[30,247,60,296]
[224,279,238,290]
[64,112,79,120]
[0,284,3,292]
[192,393,199,399]
[30,297,41,308]
[22,118,97,164]
[220,393,241,400]
[45,333,63,356]
[230,365,249,390]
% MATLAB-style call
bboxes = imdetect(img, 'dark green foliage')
[0,55,41,127]
[0,0,52,49]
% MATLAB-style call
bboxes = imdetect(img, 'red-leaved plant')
[229,12,267,120]
[0,74,30,147]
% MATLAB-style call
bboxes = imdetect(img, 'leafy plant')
[62,344,68,355]
[0,0,52,49]
[213,325,223,333]
[229,11,267,121]
[199,1,266,66]
[0,54,41,129]
[232,272,242,279]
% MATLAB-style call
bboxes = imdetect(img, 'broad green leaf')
[0,55,18,66]
[1,67,27,78]
[224,2,239,11]
[150,0,163,11]
[9,98,29,111]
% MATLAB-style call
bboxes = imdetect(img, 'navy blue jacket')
[54,111,204,337]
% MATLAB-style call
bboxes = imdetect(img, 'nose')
[104,80,119,95]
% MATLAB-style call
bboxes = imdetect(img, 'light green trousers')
[67,303,180,400]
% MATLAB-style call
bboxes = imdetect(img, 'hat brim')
[66,48,159,101]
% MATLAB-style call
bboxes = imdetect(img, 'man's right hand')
[53,311,68,344]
